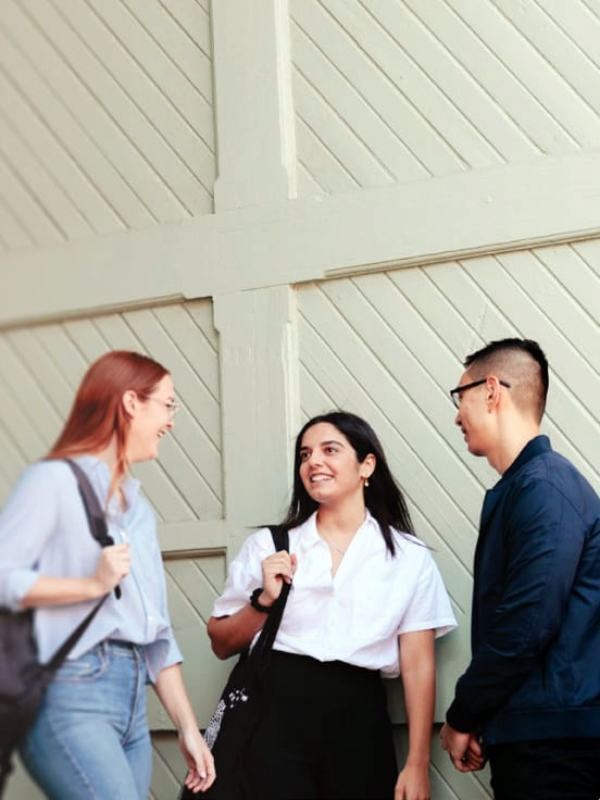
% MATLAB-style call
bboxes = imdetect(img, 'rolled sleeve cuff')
[398,616,458,639]
[2,569,39,610]
[212,597,249,618]
[145,631,183,683]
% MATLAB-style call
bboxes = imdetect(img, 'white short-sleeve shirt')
[213,512,457,677]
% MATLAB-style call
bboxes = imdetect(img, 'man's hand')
[440,723,486,773]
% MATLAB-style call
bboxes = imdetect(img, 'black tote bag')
[180,527,291,800]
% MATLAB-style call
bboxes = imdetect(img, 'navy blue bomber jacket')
[446,436,600,747]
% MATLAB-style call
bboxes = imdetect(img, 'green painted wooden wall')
[2,2,600,798]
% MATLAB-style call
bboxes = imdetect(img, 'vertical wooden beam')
[210,0,297,209]
[214,285,299,555]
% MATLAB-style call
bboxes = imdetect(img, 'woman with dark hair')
[208,411,456,800]
[0,351,214,799]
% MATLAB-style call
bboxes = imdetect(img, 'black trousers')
[487,737,600,800]
[244,651,397,800]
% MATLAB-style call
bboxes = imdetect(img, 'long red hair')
[47,350,169,489]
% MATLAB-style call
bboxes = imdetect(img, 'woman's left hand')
[395,763,430,800]
[179,728,215,795]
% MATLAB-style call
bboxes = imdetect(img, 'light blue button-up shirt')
[0,456,182,682]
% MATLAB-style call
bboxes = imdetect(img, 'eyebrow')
[300,439,346,451]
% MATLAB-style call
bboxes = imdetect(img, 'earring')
[364,478,370,487]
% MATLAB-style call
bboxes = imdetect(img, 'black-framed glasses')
[449,378,511,409]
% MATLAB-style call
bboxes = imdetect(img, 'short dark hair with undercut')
[464,338,549,422]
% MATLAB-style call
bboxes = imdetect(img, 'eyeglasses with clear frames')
[142,396,181,419]
[449,378,511,409]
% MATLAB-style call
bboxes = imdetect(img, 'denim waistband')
[103,639,144,657]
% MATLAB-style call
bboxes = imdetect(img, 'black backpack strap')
[64,459,121,599]
[44,460,123,670]
[45,593,108,671]
[65,459,114,547]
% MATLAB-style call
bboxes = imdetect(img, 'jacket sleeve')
[446,477,586,732]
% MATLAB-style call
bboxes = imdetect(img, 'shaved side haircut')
[464,338,549,422]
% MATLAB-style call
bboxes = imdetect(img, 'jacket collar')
[479,435,551,537]
[497,434,552,486]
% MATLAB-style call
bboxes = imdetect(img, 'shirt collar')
[72,454,140,516]
[296,509,378,549]
[298,512,321,549]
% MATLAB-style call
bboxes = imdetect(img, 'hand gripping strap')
[45,459,121,671]
[251,526,291,665]
[65,459,121,600]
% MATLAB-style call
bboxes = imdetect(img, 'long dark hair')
[278,411,415,556]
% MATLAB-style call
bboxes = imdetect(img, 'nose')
[305,451,322,467]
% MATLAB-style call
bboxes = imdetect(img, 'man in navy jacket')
[441,338,600,800]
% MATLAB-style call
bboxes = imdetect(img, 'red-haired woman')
[0,351,214,799]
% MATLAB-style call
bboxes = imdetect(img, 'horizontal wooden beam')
[2,150,600,327]
[158,519,229,554]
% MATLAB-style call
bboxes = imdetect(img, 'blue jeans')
[19,640,152,800]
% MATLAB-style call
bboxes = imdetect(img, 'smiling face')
[298,422,374,507]
[125,374,176,463]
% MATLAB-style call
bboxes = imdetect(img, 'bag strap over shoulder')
[65,459,113,548]
[269,525,290,554]
[45,459,120,671]
[64,459,121,600]
[251,526,291,661]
